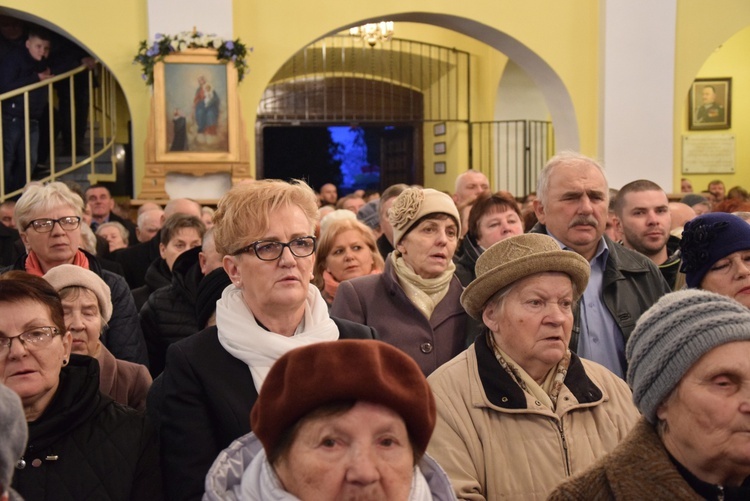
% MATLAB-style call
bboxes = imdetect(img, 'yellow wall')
[675,0,750,193]
[5,0,601,194]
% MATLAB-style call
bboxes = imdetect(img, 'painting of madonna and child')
[164,62,229,153]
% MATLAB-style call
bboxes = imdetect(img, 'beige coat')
[427,335,640,501]
[97,345,152,411]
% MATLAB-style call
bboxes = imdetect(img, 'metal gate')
[471,120,554,197]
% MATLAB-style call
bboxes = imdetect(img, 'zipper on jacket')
[557,421,571,476]
[717,485,724,501]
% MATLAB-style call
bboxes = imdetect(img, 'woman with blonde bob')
[313,218,384,306]
[156,179,377,501]
[427,233,639,500]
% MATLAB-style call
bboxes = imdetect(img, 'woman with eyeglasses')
[155,179,377,501]
[1,182,147,366]
[0,272,161,500]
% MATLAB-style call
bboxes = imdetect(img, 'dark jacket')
[132,257,172,312]
[2,249,148,365]
[331,257,479,376]
[454,234,483,287]
[140,247,202,377]
[11,355,162,501]
[530,224,671,353]
[0,223,21,267]
[0,46,49,119]
[376,233,394,260]
[112,234,161,289]
[660,234,684,290]
[549,419,711,500]
[155,318,377,501]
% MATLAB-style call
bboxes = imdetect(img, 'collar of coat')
[474,332,603,409]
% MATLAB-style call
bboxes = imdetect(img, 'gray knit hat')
[0,384,27,492]
[626,289,750,424]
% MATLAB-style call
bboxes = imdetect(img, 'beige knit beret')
[43,264,113,322]
[388,187,460,245]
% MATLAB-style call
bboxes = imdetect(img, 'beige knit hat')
[43,264,113,322]
[388,187,460,245]
[461,233,590,320]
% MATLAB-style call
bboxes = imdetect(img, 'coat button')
[501,396,508,403]
[420,342,433,354]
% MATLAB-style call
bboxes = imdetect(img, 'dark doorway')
[261,124,419,194]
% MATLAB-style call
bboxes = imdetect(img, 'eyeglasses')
[232,236,317,261]
[25,216,81,233]
[0,326,60,355]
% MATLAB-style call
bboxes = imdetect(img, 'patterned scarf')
[392,253,455,320]
[488,333,571,409]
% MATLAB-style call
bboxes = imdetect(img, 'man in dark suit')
[85,184,137,244]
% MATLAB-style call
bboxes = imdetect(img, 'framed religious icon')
[689,78,731,131]
[153,49,240,162]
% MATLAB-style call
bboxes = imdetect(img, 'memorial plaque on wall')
[682,134,735,174]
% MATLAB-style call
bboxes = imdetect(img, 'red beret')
[251,340,436,457]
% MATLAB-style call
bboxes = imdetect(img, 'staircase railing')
[0,63,118,201]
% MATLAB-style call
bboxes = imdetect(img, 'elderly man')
[452,169,490,205]
[0,384,26,501]
[532,152,670,378]
[614,180,683,290]
[375,183,409,259]
[136,208,164,243]
[85,184,137,243]
[203,340,454,500]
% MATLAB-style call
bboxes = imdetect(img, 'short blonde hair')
[15,182,84,232]
[313,218,384,288]
[214,179,319,256]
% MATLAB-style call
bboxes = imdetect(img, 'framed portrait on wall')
[689,78,731,130]
[153,49,240,162]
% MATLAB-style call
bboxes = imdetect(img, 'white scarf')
[239,446,434,501]
[216,283,339,392]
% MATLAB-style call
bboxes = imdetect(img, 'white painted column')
[600,0,676,191]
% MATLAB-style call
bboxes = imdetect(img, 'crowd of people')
[3,152,750,500]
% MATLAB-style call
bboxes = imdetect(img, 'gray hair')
[96,221,129,246]
[15,182,84,232]
[536,152,608,207]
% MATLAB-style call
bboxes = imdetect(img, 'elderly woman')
[427,234,639,500]
[550,289,750,499]
[43,264,152,410]
[455,192,524,286]
[3,182,146,365]
[332,187,477,375]
[156,179,377,501]
[313,218,384,306]
[0,272,161,500]
[95,221,129,252]
[680,212,750,307]
[204,340,454,500]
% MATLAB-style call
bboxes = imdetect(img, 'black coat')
[0,46,49,119]
[12,355,162,500]
[111,234,161,289]
[0,223,20,267]
[155,318,377,501]
[140,247,202,377]
[1,249,148,365]
[132,257,172,312]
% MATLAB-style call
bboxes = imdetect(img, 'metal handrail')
[0,63,118,201]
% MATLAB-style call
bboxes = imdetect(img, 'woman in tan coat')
[427,234,640,500]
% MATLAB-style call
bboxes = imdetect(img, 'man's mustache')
[569,216,599,228]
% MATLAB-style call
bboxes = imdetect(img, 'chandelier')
[349,22,394,47]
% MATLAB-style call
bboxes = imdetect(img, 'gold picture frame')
[153,49,240,162]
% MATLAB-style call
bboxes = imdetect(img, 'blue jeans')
[2,116,39,193]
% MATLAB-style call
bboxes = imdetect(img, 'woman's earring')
[62,359,68,367]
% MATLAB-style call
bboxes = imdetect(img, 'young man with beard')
[614,180,683,290]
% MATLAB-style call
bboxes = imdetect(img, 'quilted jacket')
[11,355,162,500]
